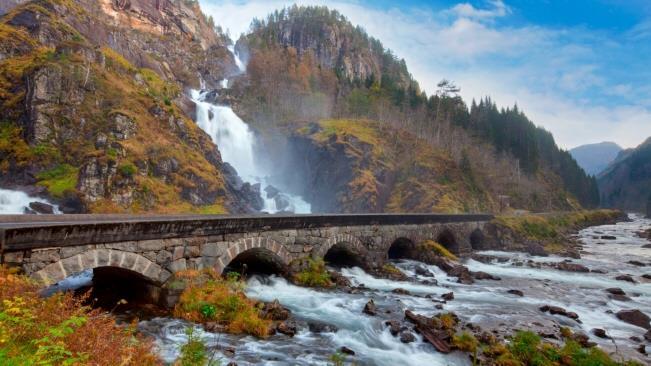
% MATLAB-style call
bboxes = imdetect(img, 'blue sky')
[199,0,651,149]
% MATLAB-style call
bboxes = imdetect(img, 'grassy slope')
[298,119,494,213]
[0,1,228,213]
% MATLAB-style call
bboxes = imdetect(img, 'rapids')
[138,214,651,365]
[0,188,60,214]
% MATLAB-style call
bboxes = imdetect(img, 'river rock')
[507,289,524,297]
[643,274,651,280]
[276,321,297,337]
[415,265,434,277]
[539,305,579,321]
[385,320,401,336]
[330,271,352,288]
[339,346,355,355]
[606,288,626,295]
[363,299,377,316]
[404,310,451,353]
[645,329,651,341]
[441,292,454,301]
[203,322,226,333]
[592,328,609,338]
[616,310,651,329]
[642,244,651,249]
[308,321,338,333]
[28,201,55,214]
[628,260,647,267]
[473,271,501,280]
[615,274,637,283]
[400,331,416,343]
[448,265,474,284]
[260,299,290,321]
[601,235,617,240]
[555,262,590,273]
[392,288,411,295]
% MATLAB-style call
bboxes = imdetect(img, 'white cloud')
[450,0,511,21]
[199,0,651,149]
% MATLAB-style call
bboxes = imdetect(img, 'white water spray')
[0,188,60,214]
[189,46,311,213]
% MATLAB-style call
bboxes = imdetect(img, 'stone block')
[60,245,94,259]
[172,246,184,261]
[61,256,82,276]
[104,242,137,251]
[184,245,201,258]
[168,258,186,272]
[121,252,137,269]
[137,240,166,252]
[3,251,24,264]
[156,250,172,264]
[201,242,226,257]
[95,249,110,267]
[28,249,60,263]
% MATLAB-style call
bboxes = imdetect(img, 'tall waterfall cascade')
[190,46,311,214]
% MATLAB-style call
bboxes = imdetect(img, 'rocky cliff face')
[598,137,651,212]
[0,0,258,213]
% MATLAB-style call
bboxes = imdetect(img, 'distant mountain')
[569,142,622,175]
[598,137,651,212]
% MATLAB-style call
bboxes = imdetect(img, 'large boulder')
[616,310,650,329]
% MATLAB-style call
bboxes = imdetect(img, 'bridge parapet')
[0,213,493,287]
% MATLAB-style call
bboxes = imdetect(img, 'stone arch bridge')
[0,213,492,290]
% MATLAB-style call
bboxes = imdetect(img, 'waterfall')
[190,45,310,213]
[0,188,60,214]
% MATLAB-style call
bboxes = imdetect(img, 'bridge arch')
[33,249,169,286]
[470,228,485,250]
[387,237,417,260]
[218,237,291,276]
[436,228,460,254]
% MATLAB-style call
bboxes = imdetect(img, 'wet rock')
[259,299,290,321]
[339,346,355,355]
[400,331,416,343]
[555,262,590,273]
[645,329,651,342]
[615,274,637,283]
[601,235,617,240]
[539,305,579,321]
[28,201,54,214]
[473,271,501,280]
[385,320,401,336]
[616,309,651,329]
[329,271,352,288]
[590,269,607,274]
[392,288,411,295]
[435,304,444,310]
[441,292,454,301]
[276,321,297,337]
[643,274,651,280]
[448,265,474,284]
[203,322,226,333]
[610,294,632,302]
[264,185,280,199]
[363,299,377,316]
[223,347,236,358]
[274,194,291,211]
[628,260,647,267]
[642,244,651,249]
[308,321,338,333]
[636,344,646,355]
[507,289,524,297]
[415,265,434,277]
[404,310,451,353]
[571,332,596,348]
[606,288,626,295]
[592,328,609,339]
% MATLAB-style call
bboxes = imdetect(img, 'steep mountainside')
[569,141,622,175]
[598,137,651,212]
[231,5,598,213]
[0,0,257,213]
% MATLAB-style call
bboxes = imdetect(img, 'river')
[138,214,651,365]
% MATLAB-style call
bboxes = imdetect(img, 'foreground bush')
[173,270,271,338]
[0,267,160,365]
[459,330,643,366]
[293,258,333,287]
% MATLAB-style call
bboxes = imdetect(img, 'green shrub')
[118,163,137,178]
[294,258,333,288]
[36,164,78,198]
